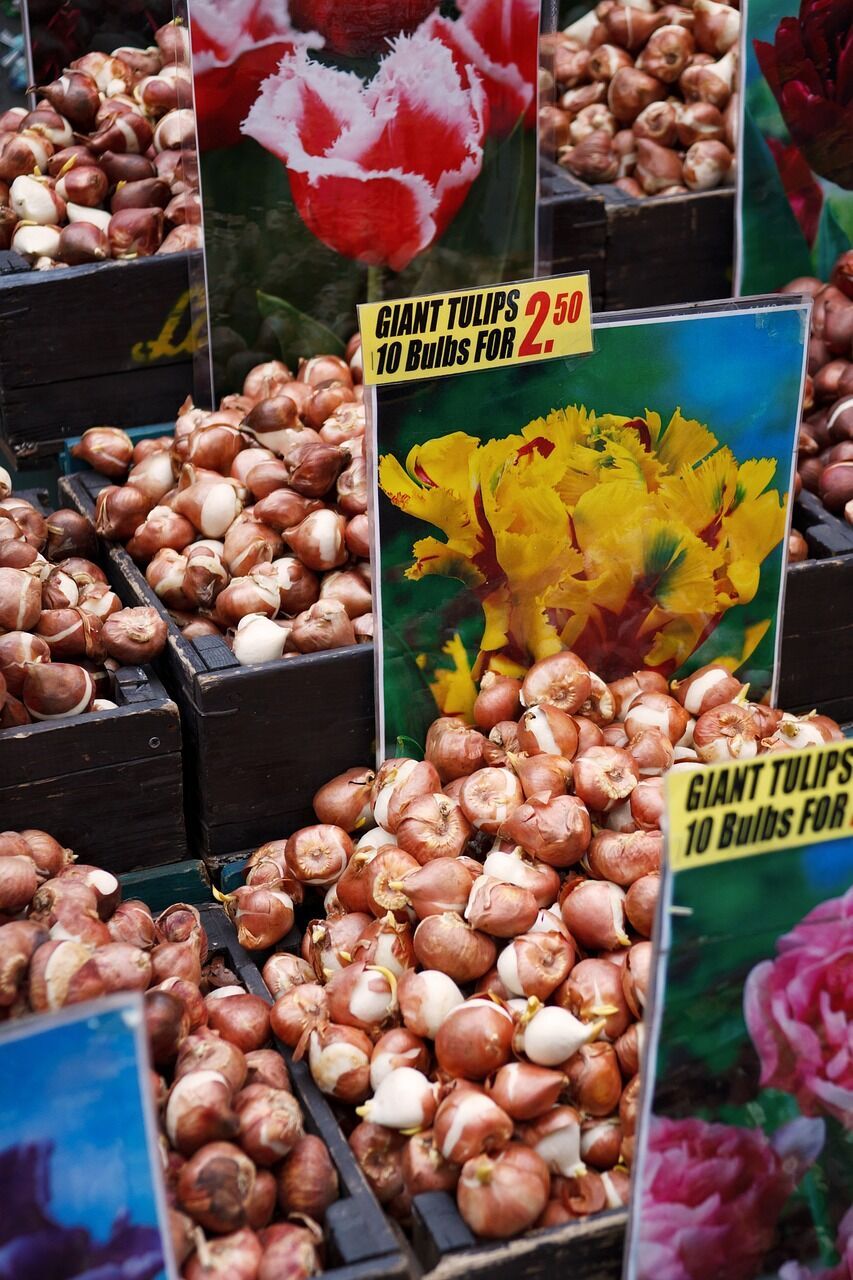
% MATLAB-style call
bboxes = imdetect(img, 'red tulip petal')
[290,0,438,57]
[287,168,437,271]
[766,137,823,245]
[243,39,488,270]
[195,45,297,151]
[754,38,783,101]
[837,25,853,106]
[774,18,825,95]
[191,1,323,151]
[243,52,368,159]
[426,0,539,135]
[329,30,486,236]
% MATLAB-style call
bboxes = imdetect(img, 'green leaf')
[739,108,814,294]
[256,290,346,367]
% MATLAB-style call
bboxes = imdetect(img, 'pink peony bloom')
[190,0,322,151]
[744,887,853,1130]
[242,34,487,272]
[425,0,541,135]
[636,1114,824,1280]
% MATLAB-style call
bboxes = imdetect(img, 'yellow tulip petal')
[656,408,719,472]
[725,559,760,605]
[407,536,485,585]
[644,616,705,668]
[428,633,477,719]
[735,458,777,502]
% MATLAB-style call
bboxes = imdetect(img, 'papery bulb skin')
[434,998,514,1079]
[488,1062,567,1121]
[276,1133,339,1220]
[397,968,464,1038]
[457,1144,551,1238]
[425,716,488,781]
[556,955,632,1041]
[308,1022,372,1103]
[433,1087,513,1163]
[561,878,631,951]
[348,1121,405,1204]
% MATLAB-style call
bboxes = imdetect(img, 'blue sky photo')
[0,999,167,1279]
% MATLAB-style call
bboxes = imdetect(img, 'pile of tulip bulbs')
[75,343,370,665]
[0,20,199,267]
[0,482,167,726]
[228,650,842,1240]
[540,0,739,195]
[0,828,339,1280]
[785,250,853,555]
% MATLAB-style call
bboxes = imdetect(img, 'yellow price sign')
[666,740,853,872]
[358,273,593,386]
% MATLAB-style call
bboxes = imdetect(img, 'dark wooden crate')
[180,902,410,1280]
[779,494,853,721]
[413,1197,625,1280]
[0,489,187,871]
[538,163,606,309]
[0,251,201,470]
[61,471,376,860]
[542,162,734,310]
[0,662,187,871]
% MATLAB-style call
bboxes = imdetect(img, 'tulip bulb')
[435,998,514,1079]
[519,1105,585,1178]
[457,1144,550,1238]
[308,1023,372,1102]
[357,1067,436,1131]
[397,968,464,1038]
[22,662,94,719]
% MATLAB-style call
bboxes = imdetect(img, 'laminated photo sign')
[625,741,853,1280]
[736,0,852,295]
[187,0,541,398]
[366,292,809,757]
[0,994,174,1279]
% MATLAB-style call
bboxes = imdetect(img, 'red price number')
[518,288,585,358]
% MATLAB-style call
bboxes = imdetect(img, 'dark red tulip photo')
[755,0,853,190]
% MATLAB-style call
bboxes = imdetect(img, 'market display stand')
[540,161,734,309]
[0,491,187,868]
[60,472,375,859]
[0,252,199,471]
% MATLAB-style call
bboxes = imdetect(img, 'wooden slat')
[0,253,199,460]
[0,751,186,873]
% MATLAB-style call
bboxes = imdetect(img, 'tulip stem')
[366,265,384,304]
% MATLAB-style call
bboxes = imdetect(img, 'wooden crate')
[542,162,734,310]
[414,1197,625,1280]
[779,494,853,722]
[0,489,187,871]
[0,662,187,871]
[538,162,606,309]
[60,471,376,860]
[0,251,201,470]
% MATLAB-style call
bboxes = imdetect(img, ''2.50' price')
[518,289,585,358]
